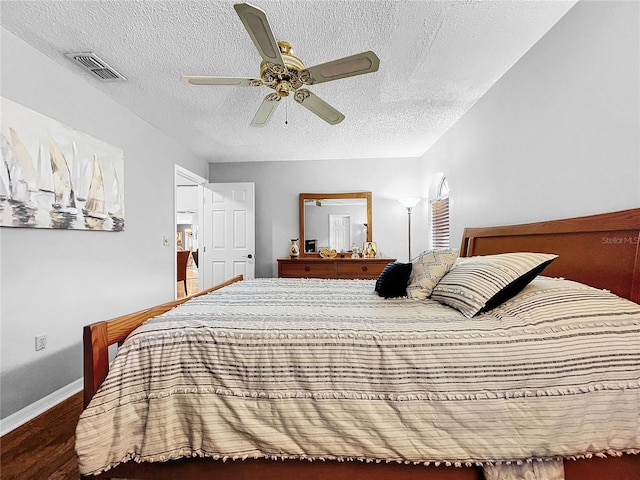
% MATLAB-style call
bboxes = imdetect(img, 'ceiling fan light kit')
[181,3,380,127]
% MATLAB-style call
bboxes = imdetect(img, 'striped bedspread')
[75,277,640,476]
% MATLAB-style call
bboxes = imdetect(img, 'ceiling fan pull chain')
[285,98,288,125]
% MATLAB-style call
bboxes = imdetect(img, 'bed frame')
[81,208,640,480]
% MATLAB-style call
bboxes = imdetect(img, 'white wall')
[422,0,639,244]
[210,157,431,276]
[0,28,209,418]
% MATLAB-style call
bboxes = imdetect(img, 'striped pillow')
[431,252,558,317]
[406,248,459,299]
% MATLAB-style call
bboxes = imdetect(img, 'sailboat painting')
[0,97,124,231]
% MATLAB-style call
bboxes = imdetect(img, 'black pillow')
[375,262,413,298]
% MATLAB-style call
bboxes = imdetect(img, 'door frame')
[174,165,208,298]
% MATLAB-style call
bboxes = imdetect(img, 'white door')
[329,214,351,252]
[201,182,255,287]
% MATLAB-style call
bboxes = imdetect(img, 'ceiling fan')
[181,3,380,127]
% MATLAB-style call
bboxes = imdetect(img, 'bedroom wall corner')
[419,0,640,245]
[0,27,210,423]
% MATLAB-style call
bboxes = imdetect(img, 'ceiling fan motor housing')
[259,41,309,97]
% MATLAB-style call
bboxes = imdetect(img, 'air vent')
[65,52,126,81]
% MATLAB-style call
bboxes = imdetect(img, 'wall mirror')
[299,192,372,256]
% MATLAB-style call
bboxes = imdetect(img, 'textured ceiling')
[0,1,576,163]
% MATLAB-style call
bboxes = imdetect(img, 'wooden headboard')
[460,208,640,304]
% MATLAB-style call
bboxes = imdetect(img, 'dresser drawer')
[280,261,337,278]
[337,261,389,279]
[277,258,395,279]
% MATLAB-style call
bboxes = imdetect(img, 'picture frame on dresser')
[363,241,377,257]
[305,239,318,253]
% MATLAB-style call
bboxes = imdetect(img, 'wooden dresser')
[277,257,395,280]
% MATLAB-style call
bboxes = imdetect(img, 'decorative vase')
[289,238,300,258]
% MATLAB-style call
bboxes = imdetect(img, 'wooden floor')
[1,391,83,479]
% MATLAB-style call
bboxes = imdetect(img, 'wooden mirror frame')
[299,192,372,257]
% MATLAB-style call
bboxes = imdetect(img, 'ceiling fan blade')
[301,51,380,85]
[251,94,281,127]
[294,89,345,125]
[181,76,260,86]
[234,3,285,68]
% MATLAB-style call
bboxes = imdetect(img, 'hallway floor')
[178,252,199,298]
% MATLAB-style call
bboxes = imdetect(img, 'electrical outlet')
[35,334,47,351]
[163,235,171,246]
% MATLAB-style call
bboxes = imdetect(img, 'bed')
[77,208,640,480]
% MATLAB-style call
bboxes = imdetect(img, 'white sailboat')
[71,141,79,189]
[48,136,77,214]
[75,157,92,202]
[1,131,38,226]
[2,132,31,204]
[37,143,54,193]
[0,134,13,201]
[9,128,38,192]
[82,155,108,220]
[107,163,124,230]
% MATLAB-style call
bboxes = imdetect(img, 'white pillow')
[406,248,459,299]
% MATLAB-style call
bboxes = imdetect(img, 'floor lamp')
[398,197,421,261]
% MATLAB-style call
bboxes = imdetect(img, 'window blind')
[431,196,450,250]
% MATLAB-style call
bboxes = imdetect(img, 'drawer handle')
[361,266,368,272]
[304,266,311,272]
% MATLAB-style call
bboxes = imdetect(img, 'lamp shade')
[398,197,421,209]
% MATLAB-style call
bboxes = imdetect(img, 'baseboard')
[0,378,83,436]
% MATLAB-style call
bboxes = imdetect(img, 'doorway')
[174,169,256,297]
[174,165,207,298]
